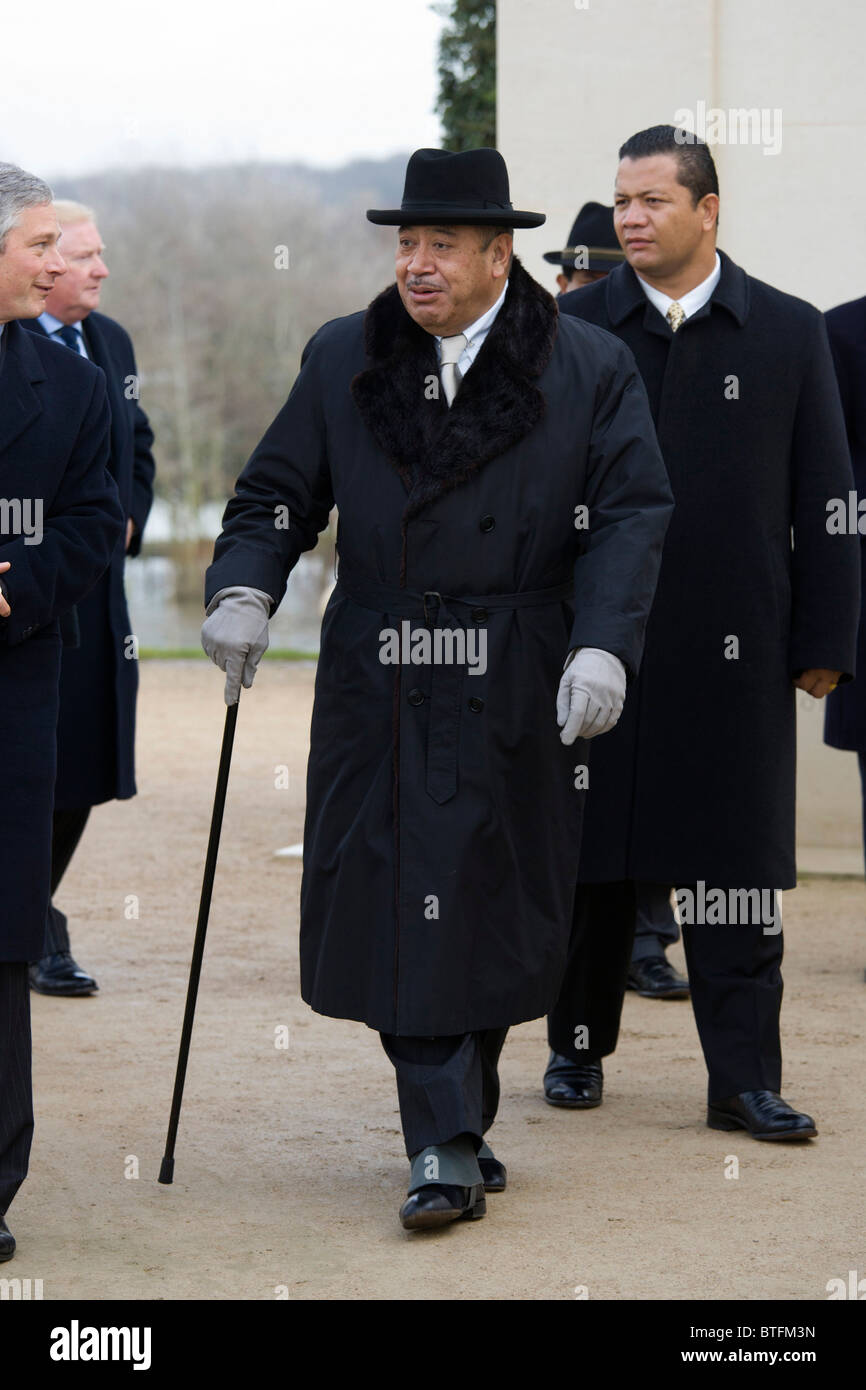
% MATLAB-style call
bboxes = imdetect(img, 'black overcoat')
[823,296,866,753]
[559,252,860,889]
[25,312,155,807]
[206,259,673,1033]
[0,320,124,961]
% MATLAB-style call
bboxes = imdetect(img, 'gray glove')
[557,646,627,744]
[201,586,273,705]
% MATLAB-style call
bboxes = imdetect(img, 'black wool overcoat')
[0,321,124,961]
[559,252,860,889]
[822,296,866,753]
[25,312,156,807]
[206,258,673,1032]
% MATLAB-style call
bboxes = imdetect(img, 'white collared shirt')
[636,253,721,324]
[435,279,509,377]
[39,310,89,358]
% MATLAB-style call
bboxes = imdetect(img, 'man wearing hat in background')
[201,147,673,1232]
[543,205,689,1033]
[544,201,625,296]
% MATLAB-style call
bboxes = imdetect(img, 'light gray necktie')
[439,332,467,406]
[666,302,685,333]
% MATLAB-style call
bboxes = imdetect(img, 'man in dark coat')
[202,147,673,1232]
[545,126,860,1137]
[0,163,124,1261]
[823,296,866,909]
[24,200,156,997]
[547,205,689,1002]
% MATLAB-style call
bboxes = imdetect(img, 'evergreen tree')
[434,0,496,150]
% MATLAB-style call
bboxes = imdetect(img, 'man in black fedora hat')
[201,146,673,1233]
[544,202,625,296]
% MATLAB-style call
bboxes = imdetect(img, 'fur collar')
[351,256,558,527]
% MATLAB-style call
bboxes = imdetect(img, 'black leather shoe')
[29,951,98,996]
[399,1183,486,1231]
[543,1053,603,1108]
[707,1090,817,1141]
[0,1217,15,1262]
[627,956,689,999]
[478,1156,507,1193]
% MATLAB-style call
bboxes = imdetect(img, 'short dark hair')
[478,223,513,272]
[618,125,719,207]
[478,224,512,250]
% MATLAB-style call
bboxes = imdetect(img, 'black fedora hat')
[543,202,624,271]
[367,147,545,229]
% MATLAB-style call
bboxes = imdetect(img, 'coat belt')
[336,572,574,805]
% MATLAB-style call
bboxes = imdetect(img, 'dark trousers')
[631,881,680,962]
[380,1028,509,1159]
[0,962,33,1216]
[547,881,638,1063]
[43,806,91,957]
[548,880,784,1103]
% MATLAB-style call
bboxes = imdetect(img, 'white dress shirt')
[435,279,509,379]
[39,310,89,358]
[636,252,721,323]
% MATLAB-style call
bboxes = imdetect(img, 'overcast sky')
[2,0,445,177]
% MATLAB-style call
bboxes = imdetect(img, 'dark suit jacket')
[559,252,859,887]
[0,319,123,960]
[25,311,156,806]
[823,295,866,752]
[205,258,673,1034]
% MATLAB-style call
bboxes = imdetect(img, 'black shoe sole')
[401,1184,487,1231]
[707,1110,817,1140]
[478,1164,506,1193]
[543,1091,602,1110]
[29,982,98,996]
[627,983,690,999]
[0,1247,15,1262]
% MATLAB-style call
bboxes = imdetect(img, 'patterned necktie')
[55,324,83,353]
[666,302,686,333]
[439,333,467,406]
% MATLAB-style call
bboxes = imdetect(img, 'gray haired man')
[0,164,122,1260]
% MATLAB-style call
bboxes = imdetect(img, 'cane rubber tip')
[158,1157,175,1185]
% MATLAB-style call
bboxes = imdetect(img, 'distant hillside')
[56,153,409,218]
[47,156,411,510]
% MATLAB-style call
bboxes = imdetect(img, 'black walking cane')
[159,696,240,1184]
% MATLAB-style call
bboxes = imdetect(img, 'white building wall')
[498,0,866,856]
[498,0,866,310]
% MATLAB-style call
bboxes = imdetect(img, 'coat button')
[479,514,495,532]
[408,688,425,706]
[468,696,485,712]
[471,607,488,623]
